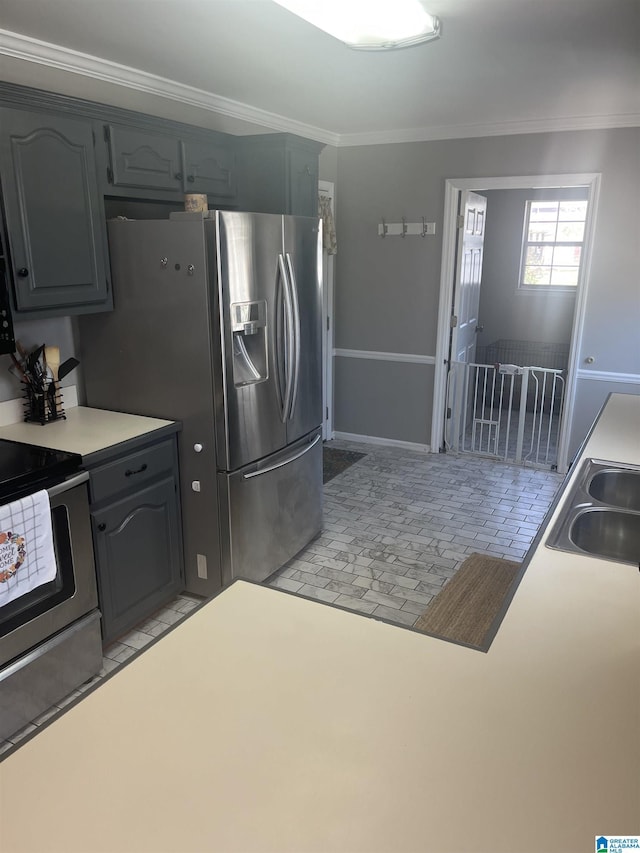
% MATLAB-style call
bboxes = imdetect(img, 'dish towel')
[0,490,57,608]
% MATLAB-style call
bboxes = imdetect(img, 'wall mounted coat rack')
[378,217,436,237]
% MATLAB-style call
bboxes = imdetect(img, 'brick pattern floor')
[267,440,562,629]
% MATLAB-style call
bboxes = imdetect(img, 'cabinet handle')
[175,172,183,181]
[17,268,29,278]
[187,174,195,183]
[125,463,148,477]
[97,523,106,532]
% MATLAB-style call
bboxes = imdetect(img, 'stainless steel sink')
[587,469,640,511]
[547,459,640,565]
[570,508,640,563]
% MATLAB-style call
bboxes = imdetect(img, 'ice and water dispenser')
[231,301,268,386]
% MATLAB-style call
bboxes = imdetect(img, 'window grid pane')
[520,198,588,288]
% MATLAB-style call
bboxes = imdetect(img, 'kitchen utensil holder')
[23,381,65,425]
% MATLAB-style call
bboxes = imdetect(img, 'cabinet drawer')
[89,439,174,503]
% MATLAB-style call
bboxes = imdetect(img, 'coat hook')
[380,217,387,238]
[421,216,427,237]
[401,217,407,238]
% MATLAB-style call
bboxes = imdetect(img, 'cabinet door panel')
[236,134,323,216]
[181,140,236,199]
[106,124,182,192]
[92,477,183,645]
[288,148,319,217]
[0,108,109,311]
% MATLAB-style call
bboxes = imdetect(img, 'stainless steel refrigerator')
[80,211,323,597]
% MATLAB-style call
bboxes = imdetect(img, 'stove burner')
[0,439,83,502]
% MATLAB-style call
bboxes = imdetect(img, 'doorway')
[432,173,601,475]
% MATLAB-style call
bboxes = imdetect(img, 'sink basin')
[587,469,640,512]
[570,508,640,564]
[546,458,640,565]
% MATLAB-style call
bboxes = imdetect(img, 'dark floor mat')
[323,447,366,483]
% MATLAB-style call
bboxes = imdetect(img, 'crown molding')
[337,112,640,147]
[1,29,638,150]
[0,29,340,147]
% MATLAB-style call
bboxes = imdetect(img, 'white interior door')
[451,191,486,364]
[446,191,487,449]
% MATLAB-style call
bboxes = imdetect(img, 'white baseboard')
[332,431,431,453]
[0,384,78,427]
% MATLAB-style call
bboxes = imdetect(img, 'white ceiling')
[0,0,638,145]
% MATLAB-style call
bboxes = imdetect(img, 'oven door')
[0,472,98,669]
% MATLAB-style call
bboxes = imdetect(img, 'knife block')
[23,381,66,425]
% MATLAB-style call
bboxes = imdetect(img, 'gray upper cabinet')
[288,145,320,218]
[0,107,111,314]
[181,139,236,198]
[104,124,183,193]
[236,133,324,217]
[103,123,237,203]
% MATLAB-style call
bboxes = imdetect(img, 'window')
[519,199,588,287]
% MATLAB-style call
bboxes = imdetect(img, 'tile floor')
[1,441,562,757]
[267,440,563,629]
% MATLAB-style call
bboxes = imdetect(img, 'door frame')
[319,179,335,440]
[431,172,602,474]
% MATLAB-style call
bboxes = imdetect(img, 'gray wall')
[478,187,587,348]
[333,127,640,448]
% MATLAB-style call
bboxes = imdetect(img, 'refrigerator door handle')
[285,253,301,421]
[277,253,294,423]
[243,433,321,479]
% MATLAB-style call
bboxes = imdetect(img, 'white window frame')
[518,197,588,291]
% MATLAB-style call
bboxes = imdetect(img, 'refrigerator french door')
[80,212,323,597]
[214,211,323,585]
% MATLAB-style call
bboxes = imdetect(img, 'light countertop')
[0,394,638,853]
[0,406,176,460]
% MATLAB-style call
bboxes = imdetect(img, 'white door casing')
[319,180,335,440]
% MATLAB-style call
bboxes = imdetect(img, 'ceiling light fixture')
[272,0,441,51]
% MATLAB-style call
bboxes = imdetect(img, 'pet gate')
[445,360,565,467]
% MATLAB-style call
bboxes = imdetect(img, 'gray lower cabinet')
[0,107,111,315]
[88,436,184,646]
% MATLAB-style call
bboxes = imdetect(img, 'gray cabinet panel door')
[283,216,323,444]
[0,108,109,311]
[92,476,182,645]
[181,140,236,199]
[287,147,320,217]
[106,124,182,192]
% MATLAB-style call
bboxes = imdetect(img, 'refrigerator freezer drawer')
[218,429,322,586]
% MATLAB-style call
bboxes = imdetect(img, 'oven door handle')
[46,471,89,498]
